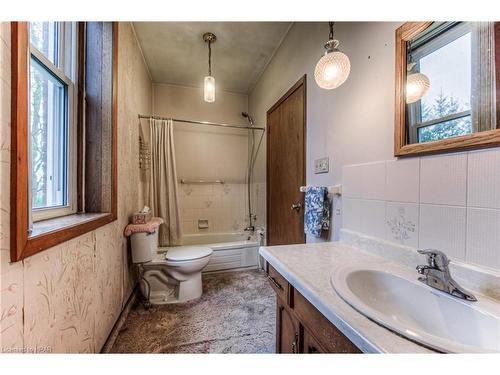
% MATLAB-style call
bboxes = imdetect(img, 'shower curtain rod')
[138,114,265,131]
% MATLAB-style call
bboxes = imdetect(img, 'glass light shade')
[314,51,351,89]
[406,73,430,104]
[204,75,215,103]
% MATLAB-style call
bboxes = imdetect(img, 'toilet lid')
[164,246,212,261]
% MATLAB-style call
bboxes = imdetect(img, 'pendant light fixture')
[405,61,430,104]
[314,22,351,90]
[203,32,216,103]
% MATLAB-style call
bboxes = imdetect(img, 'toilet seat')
[164,246,212,262]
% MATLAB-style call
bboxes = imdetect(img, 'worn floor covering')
[110,269,276,353]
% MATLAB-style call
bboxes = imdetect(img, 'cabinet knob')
[291,203,302,211]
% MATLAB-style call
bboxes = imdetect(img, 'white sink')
[331,264,500,353]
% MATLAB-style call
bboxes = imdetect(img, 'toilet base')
[140,268,204,304]
[177,272,203,303]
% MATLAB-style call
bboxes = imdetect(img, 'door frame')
[266,75,307,245]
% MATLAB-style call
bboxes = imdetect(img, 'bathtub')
[159,232,260,273]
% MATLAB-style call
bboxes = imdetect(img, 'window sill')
[30,212,110,238]
[14,212,116,261]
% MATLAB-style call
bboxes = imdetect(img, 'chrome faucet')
[416,249,477,302]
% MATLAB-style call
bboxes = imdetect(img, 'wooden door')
[276,299,300,354]
[266,76,306,246]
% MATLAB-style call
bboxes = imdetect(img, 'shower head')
[241,112,254,126]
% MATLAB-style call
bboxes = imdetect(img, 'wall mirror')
[395,22,500,156]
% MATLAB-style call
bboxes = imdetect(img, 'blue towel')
[304,186,330,237]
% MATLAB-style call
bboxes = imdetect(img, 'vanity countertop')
[259,241,435,353]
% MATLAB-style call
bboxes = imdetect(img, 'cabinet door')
[303,328,326,354]
[276,299,300,353]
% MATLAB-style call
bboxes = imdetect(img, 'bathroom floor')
[109,269,276,353]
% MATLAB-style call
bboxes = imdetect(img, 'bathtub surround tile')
[385,159,419,203]
[467,149,500,209]
[179,183,248,235]
[385,202,418,248]
[214,219,231,233]
[420,153,467,206]
[419,204,466,262]
[182,220,195,233]
[466,208,500,270]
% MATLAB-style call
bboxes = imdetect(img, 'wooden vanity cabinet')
[267,263,361,354]
[276,298,301,353]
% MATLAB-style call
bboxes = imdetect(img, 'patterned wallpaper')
[0,22,152,353]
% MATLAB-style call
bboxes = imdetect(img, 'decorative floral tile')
[385,203,418,248]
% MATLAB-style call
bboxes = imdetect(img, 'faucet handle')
[417,249,450,270]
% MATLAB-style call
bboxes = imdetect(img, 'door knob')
[291,203,302,211]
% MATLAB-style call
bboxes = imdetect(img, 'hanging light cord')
[329,21,335,40]
[208,40,212,76]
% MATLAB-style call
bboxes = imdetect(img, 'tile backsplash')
[342,148,500,271]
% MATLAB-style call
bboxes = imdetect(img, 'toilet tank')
[130,231,158,263]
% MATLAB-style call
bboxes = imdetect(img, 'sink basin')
[331,264,500,353]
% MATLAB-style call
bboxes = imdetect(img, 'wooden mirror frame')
[394,22,500,157]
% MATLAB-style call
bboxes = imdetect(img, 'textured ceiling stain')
[132,22,292,94]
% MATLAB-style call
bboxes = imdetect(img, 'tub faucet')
[416,249,477,302]
[244,225,255,234]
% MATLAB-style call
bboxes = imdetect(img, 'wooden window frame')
[394,22,500,157]
[10,22,118,262]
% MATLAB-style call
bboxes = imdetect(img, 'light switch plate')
[314,157,329,174]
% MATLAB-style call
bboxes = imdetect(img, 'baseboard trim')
[100,286,139,353]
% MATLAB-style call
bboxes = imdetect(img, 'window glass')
[418,116,472,143]
[419,32,472,123]
[29,57,68,209]
[29,22,59,65]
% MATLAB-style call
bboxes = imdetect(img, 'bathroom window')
[11,22,118,262]
[395,22,499,157]
[29,22,78,222]
[406,23,473,144]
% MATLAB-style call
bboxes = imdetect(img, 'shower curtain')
[148,118,182,246]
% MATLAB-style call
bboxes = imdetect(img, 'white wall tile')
[179,183,247,234]
[385,159,419,203]
[466,208,500,270]
[385,202,419,247]
[359,199,386,239]
[419,204,466,261]
[343,162,386,200]
[420,153,467,206]
[467,149,500,209]
[342,165,363,198]
[343,198,362,232]
[360,162,386,200]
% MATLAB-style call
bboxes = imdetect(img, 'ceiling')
[132,22,292,94]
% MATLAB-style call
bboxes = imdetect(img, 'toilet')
[130,230,213,304]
